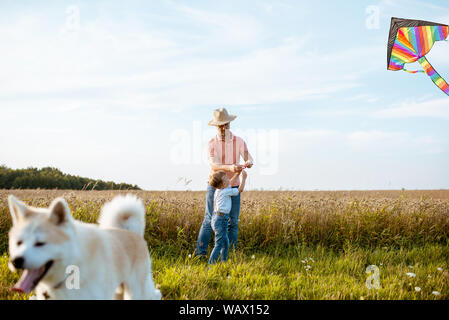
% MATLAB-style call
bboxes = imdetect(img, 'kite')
[387,17,449,96]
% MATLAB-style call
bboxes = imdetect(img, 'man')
[195,107,254,258]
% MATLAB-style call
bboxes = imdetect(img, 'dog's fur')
[7,194,162,300]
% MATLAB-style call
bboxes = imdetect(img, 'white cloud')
[344,93,379,103]
[375,98,449,119]
[171,3,264,46]
[240,127,447,190]
[346,130,443,155]
[278,129,444,156]
[0,6,384,114]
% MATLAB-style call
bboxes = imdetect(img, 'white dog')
[7,194,162,300]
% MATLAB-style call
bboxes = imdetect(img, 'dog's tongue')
[11,268,42,294]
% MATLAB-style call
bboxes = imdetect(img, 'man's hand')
[245,160,253,169]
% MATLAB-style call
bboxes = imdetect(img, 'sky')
[1,0,449,190]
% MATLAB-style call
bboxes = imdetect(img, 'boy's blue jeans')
[208,212,230,264]
[195,184,241,256]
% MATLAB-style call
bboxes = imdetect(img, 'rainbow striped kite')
[387,17,449,96]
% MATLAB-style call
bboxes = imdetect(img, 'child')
[208,169,247,264]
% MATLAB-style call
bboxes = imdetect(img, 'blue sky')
[1,0,449,190]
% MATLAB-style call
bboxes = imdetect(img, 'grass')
[0,190,448,300]
[151,244,448,300]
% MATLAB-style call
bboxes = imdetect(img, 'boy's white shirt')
[214,184,240,214]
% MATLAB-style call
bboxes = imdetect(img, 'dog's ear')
[48,198,72,226]
[8,195,32,225]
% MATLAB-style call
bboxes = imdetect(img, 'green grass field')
[0,190,448,300]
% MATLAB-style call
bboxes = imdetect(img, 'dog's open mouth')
[11,260,54,294]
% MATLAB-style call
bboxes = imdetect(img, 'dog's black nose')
[12,257,25,269]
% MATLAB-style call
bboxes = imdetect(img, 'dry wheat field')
[0,189,448,300]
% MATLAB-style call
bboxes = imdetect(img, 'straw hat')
[208,108,237,126]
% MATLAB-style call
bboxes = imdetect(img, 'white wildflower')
[432,291,441,296]
[414,287,421,292]
[437,267,443,272]
[406,272,416,278]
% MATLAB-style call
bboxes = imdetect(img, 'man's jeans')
[208,212,230,264]
[196,184,241,256]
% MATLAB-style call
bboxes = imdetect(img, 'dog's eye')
[34,242,46,247]
[17,241,23,246]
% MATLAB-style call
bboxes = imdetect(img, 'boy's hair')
[209,171,227,189]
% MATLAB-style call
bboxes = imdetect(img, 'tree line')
[0,165,141,190]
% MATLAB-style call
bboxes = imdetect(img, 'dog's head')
[8,195,75,293]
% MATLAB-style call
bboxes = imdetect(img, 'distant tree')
[0,166,141,190]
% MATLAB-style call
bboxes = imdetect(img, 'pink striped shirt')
[208,131,248,187]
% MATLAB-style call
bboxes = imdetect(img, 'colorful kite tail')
[418,56,449,96]
[402,69,424,74]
